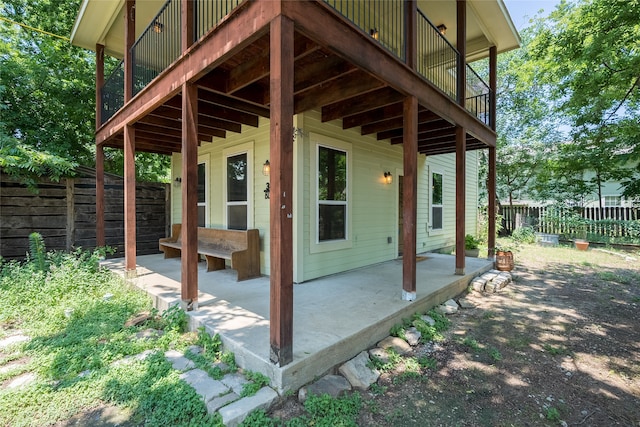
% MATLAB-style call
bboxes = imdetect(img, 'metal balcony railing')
[465,65,493,126]
[323,0,405,61]
[101,60,124,124]
[195,0,243,41]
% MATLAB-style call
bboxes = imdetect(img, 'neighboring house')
[71,0,519,365]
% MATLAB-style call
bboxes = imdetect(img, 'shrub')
[510,226,536,244]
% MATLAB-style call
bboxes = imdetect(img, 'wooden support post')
[489,46,497,131]
[66,178,75,251]
[455,126,466,275]
[488,146,496,258]
[181,0,194,52]
[96,44,104,130]
[124,0,135,102]
[402,96,418,300]
[405,0,417,70]
[269,15,294,366]
[96,145,105,247]
[456,0,466,106]
[181,82,199,306]
[488,46,497,258]
[124,124,136,272]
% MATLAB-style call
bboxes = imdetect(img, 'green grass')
[0,247,223,426]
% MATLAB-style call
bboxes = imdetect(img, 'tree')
[0,0,170,183]
[527,0,640,200]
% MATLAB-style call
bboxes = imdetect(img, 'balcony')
[99,0,492,128]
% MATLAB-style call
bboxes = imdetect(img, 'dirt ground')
[271,245,640,426]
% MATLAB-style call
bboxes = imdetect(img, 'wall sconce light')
[153,20,164,34]
[370,28,379,40]
[437,24,447,35]
[262,160,270,176]
[174,177,182,187]
[264,182,270,199]
[384,171,393,184]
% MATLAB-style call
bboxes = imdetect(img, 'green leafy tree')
[527,0,640,200]
[0,0,169,183]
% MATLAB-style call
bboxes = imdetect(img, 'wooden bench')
[159,224,260,281]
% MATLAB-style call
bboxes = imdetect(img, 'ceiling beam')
[321,86,403,123]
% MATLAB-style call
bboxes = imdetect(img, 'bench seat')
[159,224,260,281]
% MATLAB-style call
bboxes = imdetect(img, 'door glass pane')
[432,206,443,230]
[227,153,247,202]
[319,204,346,241]
[198,206,205,227]
[228,205,247,230]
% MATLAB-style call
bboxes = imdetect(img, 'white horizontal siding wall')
[169,110,481,282]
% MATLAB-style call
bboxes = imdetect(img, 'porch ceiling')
[101,24,487,157]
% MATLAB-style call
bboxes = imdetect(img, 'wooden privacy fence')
[0,168,169,260]
[500,205,640,237]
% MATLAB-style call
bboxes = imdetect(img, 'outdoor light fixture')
[384,172,392,184]
[153,20,164,33]
[370,28,379,40]
[437,24,447,35]
[262,160,270,176]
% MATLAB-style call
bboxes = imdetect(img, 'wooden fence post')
[66,178,75,251]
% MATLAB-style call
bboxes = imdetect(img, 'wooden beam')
[124,0,135,102]
[402,96,418,299]
[181,0,194,52]
[386,119,451,142]
[321,87,402,123]
[343,102,403,129]
[269,15,294,366]
[489,46,497,131]
[455,126,466,275]
[124,124,136,271]
[294,69,382,114]
[97,1,277,144]
[228,48,270,94]
[295,55,355,94]
[197,88,270,118]
[488,146,496,257]
[456,0,466,106]
[96,145,105,247]
[181,82,199,305]
[364,110,439,136]
[405,0,417,70]
[96,44,104,131]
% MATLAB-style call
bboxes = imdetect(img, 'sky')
[503,0,562,29]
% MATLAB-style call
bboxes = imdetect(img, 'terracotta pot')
[495,250,514,271]
[574,240,589,251]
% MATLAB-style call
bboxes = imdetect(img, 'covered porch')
[104,252,492,393]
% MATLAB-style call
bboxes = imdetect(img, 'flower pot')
[465,248,480,257]
[574,240,589,251]
[495,250,514,271]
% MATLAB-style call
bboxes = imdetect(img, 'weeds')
[241,370,270,397]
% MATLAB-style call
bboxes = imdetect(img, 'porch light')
[370,28,379,40]
[437,24,447,35]
[262,160,270,176]
[153,20,164,34]
[384,172,392,184]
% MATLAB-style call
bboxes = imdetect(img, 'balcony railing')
[417,10,459,101]
[132,0,181,96]
[101,60,124,124]
[465,65,492,126]
[101,0,493,128]
[195,0,243,41]
[323,0,406,61]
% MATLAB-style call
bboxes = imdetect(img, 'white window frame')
[603,195,622,207]
[223,142,254,229]
[310,133,352,254]
[197,154,210,227]
[429,168,444,236]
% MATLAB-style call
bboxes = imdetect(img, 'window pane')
[198,205,205,227]
[228,205,247,230]
[227,153,247,202]
[318,146,346,201]
[432,206,443,230]
[197,163,206,203]
[432,173,443,205]
[319,204,346,241]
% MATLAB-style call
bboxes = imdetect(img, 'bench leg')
[162,247,181,259]
[204,255,225,272]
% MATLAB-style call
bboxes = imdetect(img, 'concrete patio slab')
[103,252,491,393]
